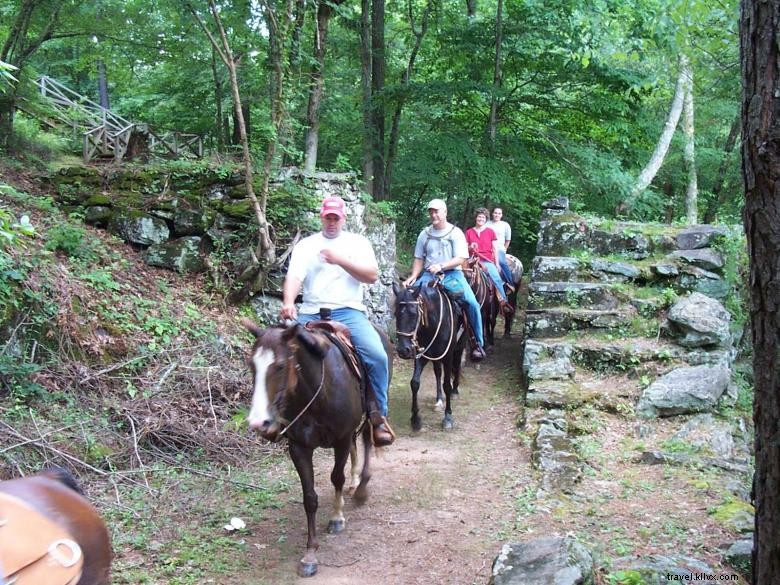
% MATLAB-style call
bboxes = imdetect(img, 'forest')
[4,0,779,584]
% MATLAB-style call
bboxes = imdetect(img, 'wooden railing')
[37,75,202,163]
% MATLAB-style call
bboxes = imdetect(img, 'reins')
[397,285,456,361]
[278,358,325,438]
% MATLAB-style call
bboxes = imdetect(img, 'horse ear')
[392,280,402,297]
[241,317,263,338]
[294,327,329,358]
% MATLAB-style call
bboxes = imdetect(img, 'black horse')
[393,280,466,431]
[243,320,390,577]
[465,256,500,347]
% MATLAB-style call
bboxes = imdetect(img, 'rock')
[723,536,753,574]
[143,236,205,273]
[611,554,714,583]
[675,225,729,250]
[108,210,170,246]
[636,365,731,418]
[489,537,593,585]
[589,259,641,280]
[531,256,582,282]
[666,292,731,348]
[668,248,725,271]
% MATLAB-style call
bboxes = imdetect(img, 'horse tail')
[41,465,85,495]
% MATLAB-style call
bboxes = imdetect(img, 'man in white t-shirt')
[487,206,514,292]
[281,196,393,446]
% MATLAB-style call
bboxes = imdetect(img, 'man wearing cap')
[402,198,487,361]
[281,196,394,446]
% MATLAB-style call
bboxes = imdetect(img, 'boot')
[369,410,396,446]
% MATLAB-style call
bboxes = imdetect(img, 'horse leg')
[442,359,454,430]
[327,437,352,534]
[346,435,360,495]
[289,442,319,577]
[353,422,372,504]
[410,358,425,432]
[433,360,444,410]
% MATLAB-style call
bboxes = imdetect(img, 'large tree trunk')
[703,115,741,223]
[97,60,110,109]
[681,57,697,224]
[360,0,374,192]
[370,0,386,200]
[620,54,688,214]
[740,1,780,582]
[384,0,433,197]
[487,0,503,145]
[303,0,334,174]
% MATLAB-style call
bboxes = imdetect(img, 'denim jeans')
[482,261,508,302]
[417,270,485,348]
[298,308,390,417]
[497,250,513,284]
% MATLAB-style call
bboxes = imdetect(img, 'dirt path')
[243,334,531,585]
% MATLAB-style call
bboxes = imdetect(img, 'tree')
[681,57,697,224]
[741,1,780,582]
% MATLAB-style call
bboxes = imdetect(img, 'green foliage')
[45,222,100,262]
[712,229,748,326]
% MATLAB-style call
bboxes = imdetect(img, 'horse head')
[393,280,443,360]
[243,320,328,442]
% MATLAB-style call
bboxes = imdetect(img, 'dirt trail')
[244,334,531,585]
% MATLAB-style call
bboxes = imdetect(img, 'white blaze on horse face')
[247,347,276,430]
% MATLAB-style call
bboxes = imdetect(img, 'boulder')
[108,210,170,246]
[489,537,593,585]
[143,236,205,273]
[666,292,731,348]
[636,365,731,418]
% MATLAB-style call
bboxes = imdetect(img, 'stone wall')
[46,165,396,328]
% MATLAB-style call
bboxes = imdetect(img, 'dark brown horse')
[393,280,466,431]
[243,320,389,577]
[465,256,500,347]
[0,467,112,585]
[503,254,524,338]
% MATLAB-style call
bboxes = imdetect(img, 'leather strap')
[0,492,83,585]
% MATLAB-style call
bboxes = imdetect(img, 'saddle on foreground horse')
[243,318,392,577]
[0,467,111,585]
[393,278,466,431]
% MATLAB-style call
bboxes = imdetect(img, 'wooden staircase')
[32,76,202,163]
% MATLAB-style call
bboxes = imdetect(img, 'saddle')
[0,492,83,585]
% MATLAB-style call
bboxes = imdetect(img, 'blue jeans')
[497,250,513,284]
[298,308,390,417]
[417,270,484,348]
[482,261,508,302]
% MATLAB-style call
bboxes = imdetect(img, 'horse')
[393,280,466,431]
[0,467,112,585]
[464,255,500,347]
[243,320,390,577]
[503,253,524,338]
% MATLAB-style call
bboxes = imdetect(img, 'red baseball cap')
[320,196,346,219]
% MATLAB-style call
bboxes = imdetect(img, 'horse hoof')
[353,481,370,505]
[450,390,460,399]
[328,518,346,534]
[433,400,444,412]
[299,561,318,577]
[442,418,454,430]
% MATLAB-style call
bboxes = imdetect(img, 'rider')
[465,207,514,316]
[402,198,487,362]
[486,206,515,292]
[281,196,394,447]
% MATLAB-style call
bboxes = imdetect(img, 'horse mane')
[41,465,84,495]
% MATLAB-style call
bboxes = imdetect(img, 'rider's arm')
[403,258,425,286]
[281,275,303,319]
[320,249,378,283]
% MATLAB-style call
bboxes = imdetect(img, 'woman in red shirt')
[465,207,513,314]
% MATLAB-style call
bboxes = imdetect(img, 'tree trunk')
[97,60,110,110]
[303,0,333,174]
[681,57,697,224]
[384,0,433,197]
[370,0,386,201]
[466,0,477,20]
[211,46,225,151]
[620,54,688,214]
[360,0,374,193]
[703,115,741,223]
[487,0,503,145]
[740,1,780,582]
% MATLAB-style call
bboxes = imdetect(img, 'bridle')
[396,285,456,361]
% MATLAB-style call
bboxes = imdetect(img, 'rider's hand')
[319,249,342,265]
[427,262,444,274]
[402,276,416,287]
[280,304,297,320]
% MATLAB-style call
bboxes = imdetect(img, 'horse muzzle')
[248,417,284,442]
